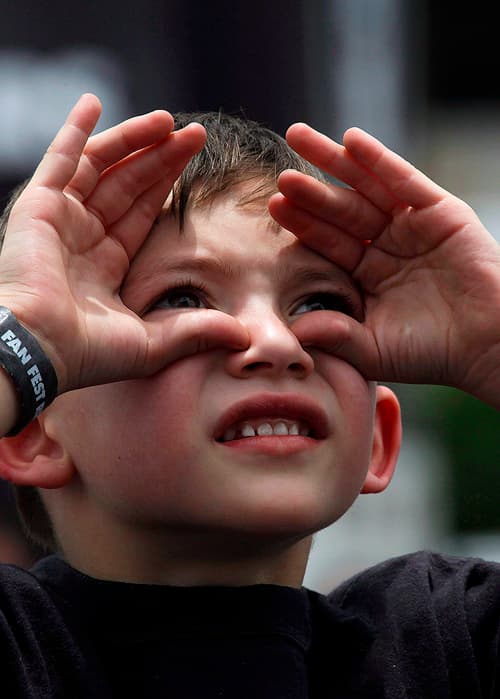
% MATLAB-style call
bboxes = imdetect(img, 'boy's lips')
[213,393,329,443]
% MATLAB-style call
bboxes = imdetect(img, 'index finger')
[286,122,399,213]
[343,127,448,210]
[67,110,175,201]
[30,93,102,190]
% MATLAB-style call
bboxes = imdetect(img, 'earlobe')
[361,385,402,494]
[0,415,75,489]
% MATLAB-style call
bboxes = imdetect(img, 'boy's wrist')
[455,315,500,410]
[460,354,500,410]
[0,365,21,437]
[0,306,58,435]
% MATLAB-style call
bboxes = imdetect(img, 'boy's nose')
[224,311,314,380]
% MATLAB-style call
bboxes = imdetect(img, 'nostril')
[241,361,309,376]
[244,362,273,373]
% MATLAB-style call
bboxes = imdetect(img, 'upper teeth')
[221,419,309,442]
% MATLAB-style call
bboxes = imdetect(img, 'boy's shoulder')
[329,549,500,610]
[318,551,500,696]
[0,556,110,697]
[327,549,500,628]
[0,552,499,697]
[0,558,51,613]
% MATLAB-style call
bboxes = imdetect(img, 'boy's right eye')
[151,284,208,311]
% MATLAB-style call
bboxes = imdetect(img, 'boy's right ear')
[0,416,75,488]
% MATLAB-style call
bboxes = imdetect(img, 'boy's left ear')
[361,385,402,494]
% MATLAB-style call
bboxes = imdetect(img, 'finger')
[268,192,365,272]
[286,122,399,213]
[276,169,390,240]
[144,309,250,372]
[30,94,102,190]
[291,311,380,379]
[108,176,178,259]
[343,127,448,209]
[84,122,206,228]
[67,110,175,201]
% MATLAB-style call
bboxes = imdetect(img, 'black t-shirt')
[0,551,499,697]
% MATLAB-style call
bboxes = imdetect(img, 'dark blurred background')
[0,0,498,587]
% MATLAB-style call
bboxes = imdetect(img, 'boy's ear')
[0,415,75,489]
[361,385,402,494]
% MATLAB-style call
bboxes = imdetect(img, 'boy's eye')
[153,286,208,310]
[293,292,357,317]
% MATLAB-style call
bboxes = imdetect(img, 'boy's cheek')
[290,311,351,357]
[45,363,204,458]
[46,374,207,508]
[309,349,371,390]
[311,351,376,429]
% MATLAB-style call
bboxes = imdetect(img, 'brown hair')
[170,111,324,225]
[1,111,325,552]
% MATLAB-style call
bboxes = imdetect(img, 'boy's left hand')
[269,124,500,408]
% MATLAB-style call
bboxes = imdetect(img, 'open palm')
[0,95,248,394]
[269,124,500,404]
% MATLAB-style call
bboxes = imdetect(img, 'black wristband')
[0,307,58,436]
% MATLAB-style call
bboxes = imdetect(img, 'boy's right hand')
[0,94,249,400]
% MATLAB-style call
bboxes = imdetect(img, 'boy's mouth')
[213,393,328,443]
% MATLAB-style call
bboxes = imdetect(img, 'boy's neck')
[58,525,313,588]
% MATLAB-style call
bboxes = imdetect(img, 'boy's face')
[47,188,396,553]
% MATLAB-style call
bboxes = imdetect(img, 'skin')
[33,193,401,585]
[0,94,248,436]
[0,95,498,433]
[0,94,497,585]
[269,124,500,407]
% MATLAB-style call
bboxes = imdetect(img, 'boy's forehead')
[128,190,356,290]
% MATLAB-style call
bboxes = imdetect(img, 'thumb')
[145,309,250,371]
[291,311,379,379]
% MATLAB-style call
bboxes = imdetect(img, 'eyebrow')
[155,255,240,281]
[275,265,354,288]
[149,255,357,291]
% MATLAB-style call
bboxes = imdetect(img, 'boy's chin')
[206,499,348,544]
[249,482,356,536]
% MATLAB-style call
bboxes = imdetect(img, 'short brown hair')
[170,111,324,225]
[1,111,325,552]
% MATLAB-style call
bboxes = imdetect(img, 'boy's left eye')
[293,292,357,317]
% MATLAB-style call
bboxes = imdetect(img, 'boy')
[0,93,498,697]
